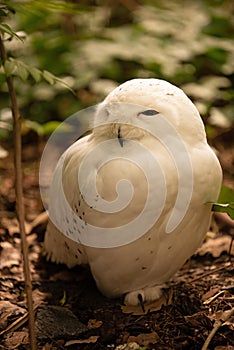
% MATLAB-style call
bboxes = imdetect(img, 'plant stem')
[0,35,37,350]
[201,307,234,350]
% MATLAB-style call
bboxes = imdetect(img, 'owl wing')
[44,136,90,267]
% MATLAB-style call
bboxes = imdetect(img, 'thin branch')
[188,262,231,284]
[0,305,40,338]
[201,307,234,350]
[0,35,37,350]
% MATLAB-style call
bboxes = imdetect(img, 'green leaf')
[42,121,62,135]
[5,58,42,83]
[42,70,74,93]
[0,9,8,16]
[217,184,234,204]
[42,121,73,135]
[3,56,73,94]
[23,120,44,136]
[0,23,24,41]
[212,203,234,220]
[15,61,29,81]
[29,67,42,83]
[59,291,66,306]
[4,59,16,76]
[4,58,31,81]
[42,70,55,85]
[55,78,74,94]
[211,185,234,219]
[16,1,80,15]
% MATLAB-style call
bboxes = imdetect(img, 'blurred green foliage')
[0,0,234,139]
[212,184,234,219]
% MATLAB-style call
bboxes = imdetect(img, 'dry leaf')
[42,343,54,350]
[32,289,50,306]
[65,335,99,346]
[1,217,19,236]
[197,235,234,257]
[128,332,159,346]
[3,330,29,349]
[0,301,26,329]
[87,319,103,329]
[202,287,220,301]
[115,343,141,350]
[203,291,224,305]
[0,241,21,269]
[1,217,32,236]
[209,309,234,327]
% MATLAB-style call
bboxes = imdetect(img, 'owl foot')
[124,284,166,306]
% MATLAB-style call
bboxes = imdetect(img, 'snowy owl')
[43,78,222,306]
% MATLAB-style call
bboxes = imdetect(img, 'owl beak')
[118,125,124,147]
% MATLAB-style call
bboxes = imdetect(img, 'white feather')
[44,79,222,303]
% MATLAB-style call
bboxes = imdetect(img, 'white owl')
[44,79,222,306]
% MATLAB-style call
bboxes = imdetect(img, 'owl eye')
[139,109,159,116]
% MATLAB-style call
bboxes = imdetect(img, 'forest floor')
[0,133,233,350]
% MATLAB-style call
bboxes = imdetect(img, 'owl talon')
[138,293,145,313]
[124,285,165,306]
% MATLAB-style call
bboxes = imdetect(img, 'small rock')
[36,305,88,340]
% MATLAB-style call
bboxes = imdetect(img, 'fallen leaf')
[2,218,19,235]
[0,241,21,269]
[32,289,50,306]
[127,332,159,346]
[115,342,141,350]
[202,287,220,301]
[1,217,31,236]
[26,233,38,247]
[87,319,103,329]
[197,235,234,257]
[184,312,213,329]
[0,301,26,330]
[3,330,29,349]
[42,343,54,350]
[65,335,99,346]
[209,309,234,328]
[203,291,225,305]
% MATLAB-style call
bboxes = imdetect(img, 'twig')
[203,290,225,305]
[0,36,37,349]
[201,307,234,350]
[189,262,231,283]
[0,305,40,337]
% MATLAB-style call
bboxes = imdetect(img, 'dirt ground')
[0,133,233,350]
